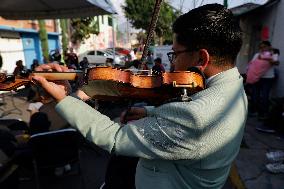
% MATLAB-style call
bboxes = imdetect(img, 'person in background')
[32,4,247,189]
[146,51,154,66]
[64,48,79,69]
[151,57,165,75]
[51,49,62,62]
[13,60,25,77]
[26,59,40,102]
[246,41,279,122]
[29,112,51,135]
[129,48,137,61]
[79,57,89,71]
[246,41,275,84]
[30,59,40,71]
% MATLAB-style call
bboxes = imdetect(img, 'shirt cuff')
[69,92,81,100]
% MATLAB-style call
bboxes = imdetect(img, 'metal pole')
[224,0,228,8]
[112,14,115,62]
[127,18,130,48]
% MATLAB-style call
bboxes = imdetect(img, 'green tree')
[70,17,99,44]
[38,20,49,62]
[60,19,68,60]
[122,0,180,45]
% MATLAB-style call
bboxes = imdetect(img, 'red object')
[261,26,269,40]
[116,48,130,55]
[107,47,130,55]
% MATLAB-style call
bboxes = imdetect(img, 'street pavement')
[1,89,284,189]
[235,115,284,189]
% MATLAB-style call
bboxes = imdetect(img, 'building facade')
[78,15,117,54]
[0,18,60,73]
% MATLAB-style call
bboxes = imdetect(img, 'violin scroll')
[0,73,6,82]
[0,71,84,91]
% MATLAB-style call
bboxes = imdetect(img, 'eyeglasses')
[167,49,192,63]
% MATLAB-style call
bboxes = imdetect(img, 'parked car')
[106,48,131,64]
[78,50,125,67]
[106,47,130,55]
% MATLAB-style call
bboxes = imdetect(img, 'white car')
[78,50,125,66]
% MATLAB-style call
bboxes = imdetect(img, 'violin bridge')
[171,81,193,102]
[172,81,196,88]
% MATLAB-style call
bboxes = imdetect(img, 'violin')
[0,66,205,104]
[82,66,205,104]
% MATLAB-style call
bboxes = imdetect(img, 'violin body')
[83,66,205,104]
[87,66,204,88]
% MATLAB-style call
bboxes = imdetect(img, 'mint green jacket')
[56,67,248,189]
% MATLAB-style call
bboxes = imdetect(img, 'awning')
[0,0,116,20]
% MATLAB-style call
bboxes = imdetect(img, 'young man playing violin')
[33,4,247,189]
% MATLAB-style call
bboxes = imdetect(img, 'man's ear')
[197,49,209,71]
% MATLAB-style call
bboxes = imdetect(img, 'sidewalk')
[234,115,284,189]
[1,90,284,189]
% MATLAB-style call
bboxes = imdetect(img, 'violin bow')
[141,0,163,61]
[123,0,163,123]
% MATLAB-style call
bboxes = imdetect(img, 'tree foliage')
[122,0,180,44]
[60,19,68,57]
[70,17,99,44]
[38,20,49,61]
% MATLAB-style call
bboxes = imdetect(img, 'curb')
[229,162,246,189]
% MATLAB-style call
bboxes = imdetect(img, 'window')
[108,16,112,26]
[97,51,105,56]
[87,51,95,55]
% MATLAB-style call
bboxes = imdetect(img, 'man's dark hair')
[29,112,51,135]
[154,57,161,63]
[172,4,242,65]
